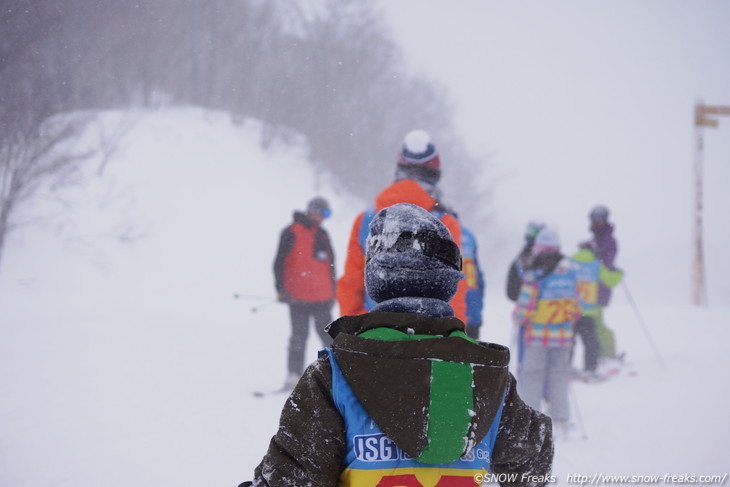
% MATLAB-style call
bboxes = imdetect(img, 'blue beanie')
[365,203,464,303]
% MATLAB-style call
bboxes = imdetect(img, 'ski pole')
[233,293,275,301]
[251,299,280,313]
[569,386,588,440]
[620,281,665,368]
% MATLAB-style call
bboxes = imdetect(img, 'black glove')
[238,482,252,487]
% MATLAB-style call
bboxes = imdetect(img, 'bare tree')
[0,0,495,258]
[0,115,97,267]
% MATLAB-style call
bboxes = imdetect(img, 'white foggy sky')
[379,1,730,306]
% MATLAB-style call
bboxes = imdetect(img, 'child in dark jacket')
[245,203,553,487]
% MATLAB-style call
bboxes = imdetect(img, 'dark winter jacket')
[251,312,554,487]
[273,211,335,303]
[583,223,618,306]
[506,244,534,302]
[525,251,565,279]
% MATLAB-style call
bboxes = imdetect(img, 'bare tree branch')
[0,114,98,267]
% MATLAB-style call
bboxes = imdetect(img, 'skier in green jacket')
[572,246,624,378]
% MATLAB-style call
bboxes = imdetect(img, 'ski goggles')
[369,230,462,271]
[321,207,332,219]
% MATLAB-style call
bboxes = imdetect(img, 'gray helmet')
[589,205,609,223]
[307,197,331,217]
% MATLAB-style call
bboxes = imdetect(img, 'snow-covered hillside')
[0,110,727,486]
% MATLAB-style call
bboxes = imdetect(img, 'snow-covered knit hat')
[396,130,441,184]
[365,203,463,303]
[532,227,561,254]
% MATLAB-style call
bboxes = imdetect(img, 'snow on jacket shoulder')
[251,313,554,487]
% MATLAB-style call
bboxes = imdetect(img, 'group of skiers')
[507,210,623,438]
[249,130,622,486]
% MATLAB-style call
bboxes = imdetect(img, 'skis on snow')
[571,352,636,383]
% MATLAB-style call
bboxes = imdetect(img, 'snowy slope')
[0,110,727,487]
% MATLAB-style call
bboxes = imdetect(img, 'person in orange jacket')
[337,130,467,322]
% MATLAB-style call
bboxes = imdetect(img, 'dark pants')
[572,316,600,372]
[288,301,333,375]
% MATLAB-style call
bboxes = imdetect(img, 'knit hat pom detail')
[404,130,432,155]
[398,130,440,171]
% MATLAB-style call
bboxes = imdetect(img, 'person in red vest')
[273,197,336,390]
